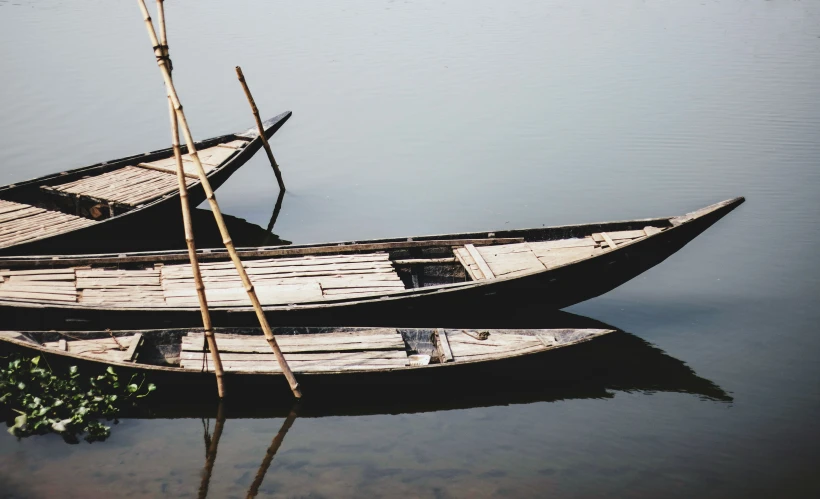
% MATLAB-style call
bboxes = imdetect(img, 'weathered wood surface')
[125,332,143,361]
[464,244,495,280]
[161,252,405,304]
[43,335,134,362]
[136,143,238,177]
[0,265,79,302]
[451,228,665,279]
[43,166,194,207]
[75,268,164,305]
[478,243,545,278]
[181,329,408,372]
[454,247,484,280]
[0,252,408,306]
[0,200,97,250]
[435,329,453,362]
[445,330,545,361]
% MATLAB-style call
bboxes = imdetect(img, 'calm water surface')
[1,0,819,497]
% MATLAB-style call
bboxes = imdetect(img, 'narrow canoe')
[0,111,292,255]
[0,327,614,392]
[0,197,744,329]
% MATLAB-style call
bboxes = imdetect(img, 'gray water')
[1,0,819,497]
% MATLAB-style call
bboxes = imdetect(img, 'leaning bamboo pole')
[246,407,298,498]
[137,0,302,398]
[156,0,225,397]
[235,66,286,191]
[198,402,225,499]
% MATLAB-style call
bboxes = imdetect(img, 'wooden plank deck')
[2,253,406,307]
[41,142,242,208]
[180,329,409,372]
[161,252,405,305]
[134,142,243,177]
[0,199,97,250]
[444,330,545,361]
[452,227,665,281]
[42,334,140,363]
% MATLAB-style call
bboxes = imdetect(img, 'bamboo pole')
[265,189,285,233]
[156,0,225,398]
[137,0,302,399]
[198,402,225,499]
[235,66,285,191]
[246,407,298,498]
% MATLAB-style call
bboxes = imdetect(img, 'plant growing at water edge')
[0,354,155,443]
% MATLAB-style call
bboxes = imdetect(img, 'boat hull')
[0,197,744,330]
[0,112,292,255]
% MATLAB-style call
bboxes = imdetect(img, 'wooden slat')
[527,238,595,252]
[0,285,78,295]
[217,139,249,149]
[535,332,556,347]
[454,247,484,281]
[164,282,323,306]
[182,331,404,354]
[124,333,143,362]
[44,166,194,207]
[591,230,646,243]
[0,200,98,250]
[643,226,662,236]
[182,333,404,348]
[477,244,545,277]
[0,268,76,277]
[136,162,198,179]
[600,232,617,250]
[182,358,409,373]
[1,273,76,281]
[464,244,495,280]
[180,350,408,362]
[436,329,453,362]
[536,246,602,269]
[0,290,78,302]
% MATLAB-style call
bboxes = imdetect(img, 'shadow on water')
[190,314,731,497]
[62,193,291,254]
[140,310,732,421]
[146,201,291,251]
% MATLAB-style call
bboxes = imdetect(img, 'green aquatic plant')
[0,354,155,443]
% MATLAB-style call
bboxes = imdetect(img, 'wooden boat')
[0,111,292,256]
[0,327,613,390]
[0,196,744,329]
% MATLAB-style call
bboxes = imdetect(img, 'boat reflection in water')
[151,311,731,497]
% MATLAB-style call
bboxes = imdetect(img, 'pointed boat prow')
[237,111,293,141]
[669,196,745,227]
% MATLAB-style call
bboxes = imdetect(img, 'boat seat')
[0,199,97,250]
[39,142,244,211]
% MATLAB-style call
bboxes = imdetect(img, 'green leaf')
[31,356,40,366]
[68,366,78,376]
[106,367,116,376]
[12,413,27,431]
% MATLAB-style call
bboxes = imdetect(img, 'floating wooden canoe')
[0,327,612,389]
[0,197,744,329]
[0,111,292,256]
